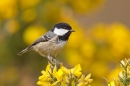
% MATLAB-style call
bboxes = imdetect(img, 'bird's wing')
[28,31,56,48]
[17,31,57,56]
[17,35,48,56]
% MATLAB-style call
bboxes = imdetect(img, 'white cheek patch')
[54,27,69,36]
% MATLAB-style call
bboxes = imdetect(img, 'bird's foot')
[55,59,60,69]
[47,55,61,69]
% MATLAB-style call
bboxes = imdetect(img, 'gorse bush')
[108,58,130,86]
[37,58,130,86]
[37,64,93,86]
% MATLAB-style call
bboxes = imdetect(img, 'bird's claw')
[47,55,61,69]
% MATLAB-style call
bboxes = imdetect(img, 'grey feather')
[17,48,28,56]
[17,31,57,56]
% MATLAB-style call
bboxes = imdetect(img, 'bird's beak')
[70,29,75,32]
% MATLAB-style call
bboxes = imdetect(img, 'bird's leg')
[47,54,61,69]
[51,56,60,69]
[55,58,60,69]
[47,54,55,67]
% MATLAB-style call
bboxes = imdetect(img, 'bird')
[18,22,75,67]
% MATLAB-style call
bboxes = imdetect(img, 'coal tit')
[18,22,75,66]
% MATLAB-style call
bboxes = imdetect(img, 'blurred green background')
[0,0,130,86]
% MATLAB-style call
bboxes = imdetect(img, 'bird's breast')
[34,40,67,57]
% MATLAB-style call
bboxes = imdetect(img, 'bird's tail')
[17,48,28,56]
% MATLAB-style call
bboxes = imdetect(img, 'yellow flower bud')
[85,73,91,81]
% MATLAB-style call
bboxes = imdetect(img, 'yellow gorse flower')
[107,58,130,86]
[108,81,115,86]
[37,63,93,86]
